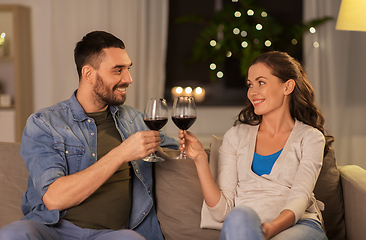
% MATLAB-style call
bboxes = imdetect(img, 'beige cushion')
[338,165,366,240]
[0,142,28,229]
[314,147,346,240]
[155,147,220,240]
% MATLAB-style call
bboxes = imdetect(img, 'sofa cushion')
[0,142,28,229]
[155,147,220,240]
[314,146,346,240]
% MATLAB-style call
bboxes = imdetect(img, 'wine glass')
[143,98,168,162]
[172,96,197,159]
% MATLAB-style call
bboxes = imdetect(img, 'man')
[0,31,178,240]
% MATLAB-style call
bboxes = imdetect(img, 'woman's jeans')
[0,219,146,240]
[219,206,328,240]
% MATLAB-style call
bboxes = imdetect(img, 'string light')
[226,51,232,57]
[233,28,240,35]
[210,40,217,47]
[261,11,268,17]
[309,27,316,33]
[217,71,224,78]
[234,11,241,17]
[241,41,248,48]
[264,40,272,47]
[210,63,217,70]
[247,9,254,16]
[256,24,263,31]
[313,42,320,48]
[241,31,247,37]
[291,39,298,45]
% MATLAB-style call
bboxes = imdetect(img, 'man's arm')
[42,130,161,211]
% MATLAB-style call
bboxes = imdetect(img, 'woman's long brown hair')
[236,51,334,155]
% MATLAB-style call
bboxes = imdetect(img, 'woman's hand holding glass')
[178,130,207,163]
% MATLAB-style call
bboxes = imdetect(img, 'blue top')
[20,91,179,240]
[252,149,283,176]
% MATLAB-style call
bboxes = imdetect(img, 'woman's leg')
[271,219,328,240]
[219,206,265,240]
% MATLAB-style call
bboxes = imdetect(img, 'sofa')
[1,137,366,240]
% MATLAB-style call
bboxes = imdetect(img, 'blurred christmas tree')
[176,0,332,82]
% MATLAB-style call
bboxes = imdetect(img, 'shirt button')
[91,132,94,136]
[65,150,69,154]
[92,153,96,157]
[88,119,91,123]
[136,169,139,173]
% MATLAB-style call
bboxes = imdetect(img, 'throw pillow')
[314,146,346,240]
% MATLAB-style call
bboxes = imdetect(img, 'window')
[165,0,303,106]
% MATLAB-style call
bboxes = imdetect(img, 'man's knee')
[96,229,146,240]
[0,220,57,240]
[0,221,29,239]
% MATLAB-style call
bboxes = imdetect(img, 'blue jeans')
[0,219,145,240]
[219,206,328,240]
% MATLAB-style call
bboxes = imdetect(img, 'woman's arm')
[179,130,221,207]
[262,210,295,240]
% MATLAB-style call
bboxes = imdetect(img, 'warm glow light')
[210,40,217,47]
[234,11,242,17]
[226,51,232,57]
[291,39,298,45]
[261,11,268,17]
[217,71,224,78]
[210,63,217,70]
[309,27,316,33]
[171,86,183,99]
[256,24,263,30]
[336,0,366,32]
[0,32,6,38]
[176,87,183,94]
[195,87,203,94]
[232,0,238,2]
[241,31,247,37]
[313,42,320,48]
[193,87,206,102]
[185,87,192,94]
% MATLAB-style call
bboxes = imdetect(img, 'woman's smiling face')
[247,63,289,117]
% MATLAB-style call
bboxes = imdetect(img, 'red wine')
[144,118,168,131]
[172,116,196,130]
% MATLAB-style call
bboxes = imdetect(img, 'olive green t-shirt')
[63,109,131,230]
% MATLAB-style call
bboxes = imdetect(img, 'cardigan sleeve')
[283,127,325,223]
[208,126,240,222]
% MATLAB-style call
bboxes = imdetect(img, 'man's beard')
[93,74,127,106]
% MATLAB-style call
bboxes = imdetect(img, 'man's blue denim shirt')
[20,91,178,240]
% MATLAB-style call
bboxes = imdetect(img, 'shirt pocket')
[54,142,85,175]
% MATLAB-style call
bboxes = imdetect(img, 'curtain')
[51,0,169,112]
[0,0,169,112]
[304,0,366,169]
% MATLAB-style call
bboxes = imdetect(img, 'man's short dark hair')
[74,31,126,79]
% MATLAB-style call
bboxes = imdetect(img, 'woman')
[179,51,332,240]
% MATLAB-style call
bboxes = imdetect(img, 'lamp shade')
[336,0,366,31]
